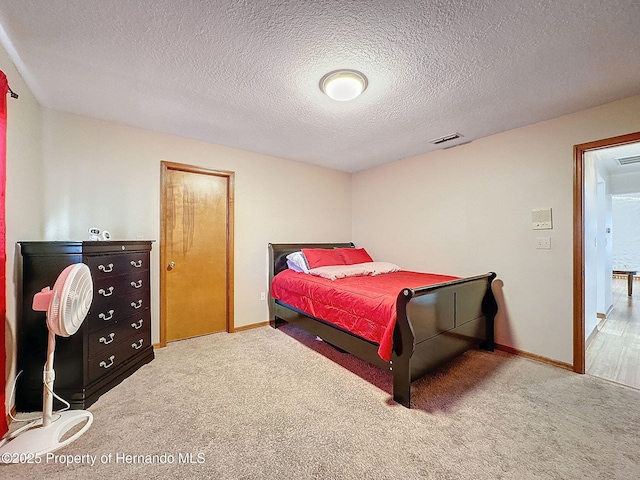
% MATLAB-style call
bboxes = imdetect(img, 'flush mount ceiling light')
[320,69,368,101]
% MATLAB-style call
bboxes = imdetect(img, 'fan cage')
[47,263,93,337]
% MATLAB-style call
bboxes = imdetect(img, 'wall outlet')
[536,237,551,249]
[260,292,266,301]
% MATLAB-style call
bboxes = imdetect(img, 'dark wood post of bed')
[480,272,498,351]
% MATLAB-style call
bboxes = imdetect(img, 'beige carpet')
[3,324,640,479]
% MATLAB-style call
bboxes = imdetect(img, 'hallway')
[586,277,640,389]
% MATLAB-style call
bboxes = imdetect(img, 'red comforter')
[270,269,459,361]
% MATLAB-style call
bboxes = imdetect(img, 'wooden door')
[160,162,234,344]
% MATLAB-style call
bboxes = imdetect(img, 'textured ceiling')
[0,0,639,172]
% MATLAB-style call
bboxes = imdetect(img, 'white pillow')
[286,251,310,273]
[307,262,401,280]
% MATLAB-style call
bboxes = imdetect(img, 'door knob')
[168,261,175,270]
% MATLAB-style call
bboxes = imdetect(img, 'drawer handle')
[99,355,116,369]
[131,339,144,350]
[99,333,115,345]
[99,310,115,321]
[131,319,144,330]
[98,286,114,297]
[130,260,143,268]
[130,280,143,289]
[131,300,143,309]
[98,263,114,273]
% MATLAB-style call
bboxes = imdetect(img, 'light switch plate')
[536,237,551,249]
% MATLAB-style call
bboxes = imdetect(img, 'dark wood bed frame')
[268,243,498,408]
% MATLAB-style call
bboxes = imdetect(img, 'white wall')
[594,162,613,319]
[353,95,640,365]
[610,171,640,194]
[612,194,640,270]
[583,152,613,339]
[1,45,43,413]
[39,109,353,343]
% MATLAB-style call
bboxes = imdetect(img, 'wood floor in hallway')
[586,277,640,389]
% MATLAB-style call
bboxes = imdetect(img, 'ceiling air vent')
[616,154,640,166]
[428,132,463,145]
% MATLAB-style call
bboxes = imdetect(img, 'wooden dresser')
[16,240,154,411]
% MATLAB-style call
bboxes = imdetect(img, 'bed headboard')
[269,242,354,277]
[268,242,354,320]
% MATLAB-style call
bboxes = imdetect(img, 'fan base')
[0,410,93,458]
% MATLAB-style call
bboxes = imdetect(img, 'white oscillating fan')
[0,263,94,456]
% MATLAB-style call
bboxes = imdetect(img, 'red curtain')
[0,70,8,437]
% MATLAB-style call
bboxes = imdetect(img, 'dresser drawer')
[122,289,150,317]
[86,252,150,280]
[124,313,151,338]
[88,311,151,357]
[88,331,151,383]
[89,324,120,358]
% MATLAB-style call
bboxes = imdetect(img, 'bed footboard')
[391,272,497,407]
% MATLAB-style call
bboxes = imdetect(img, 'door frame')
[159,161,235,347]
[573,131,640,373]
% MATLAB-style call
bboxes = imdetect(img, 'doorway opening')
[574,132,640,379]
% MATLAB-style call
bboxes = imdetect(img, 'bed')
[268,243,498,408]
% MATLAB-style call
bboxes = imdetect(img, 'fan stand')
[0,332,93,456]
